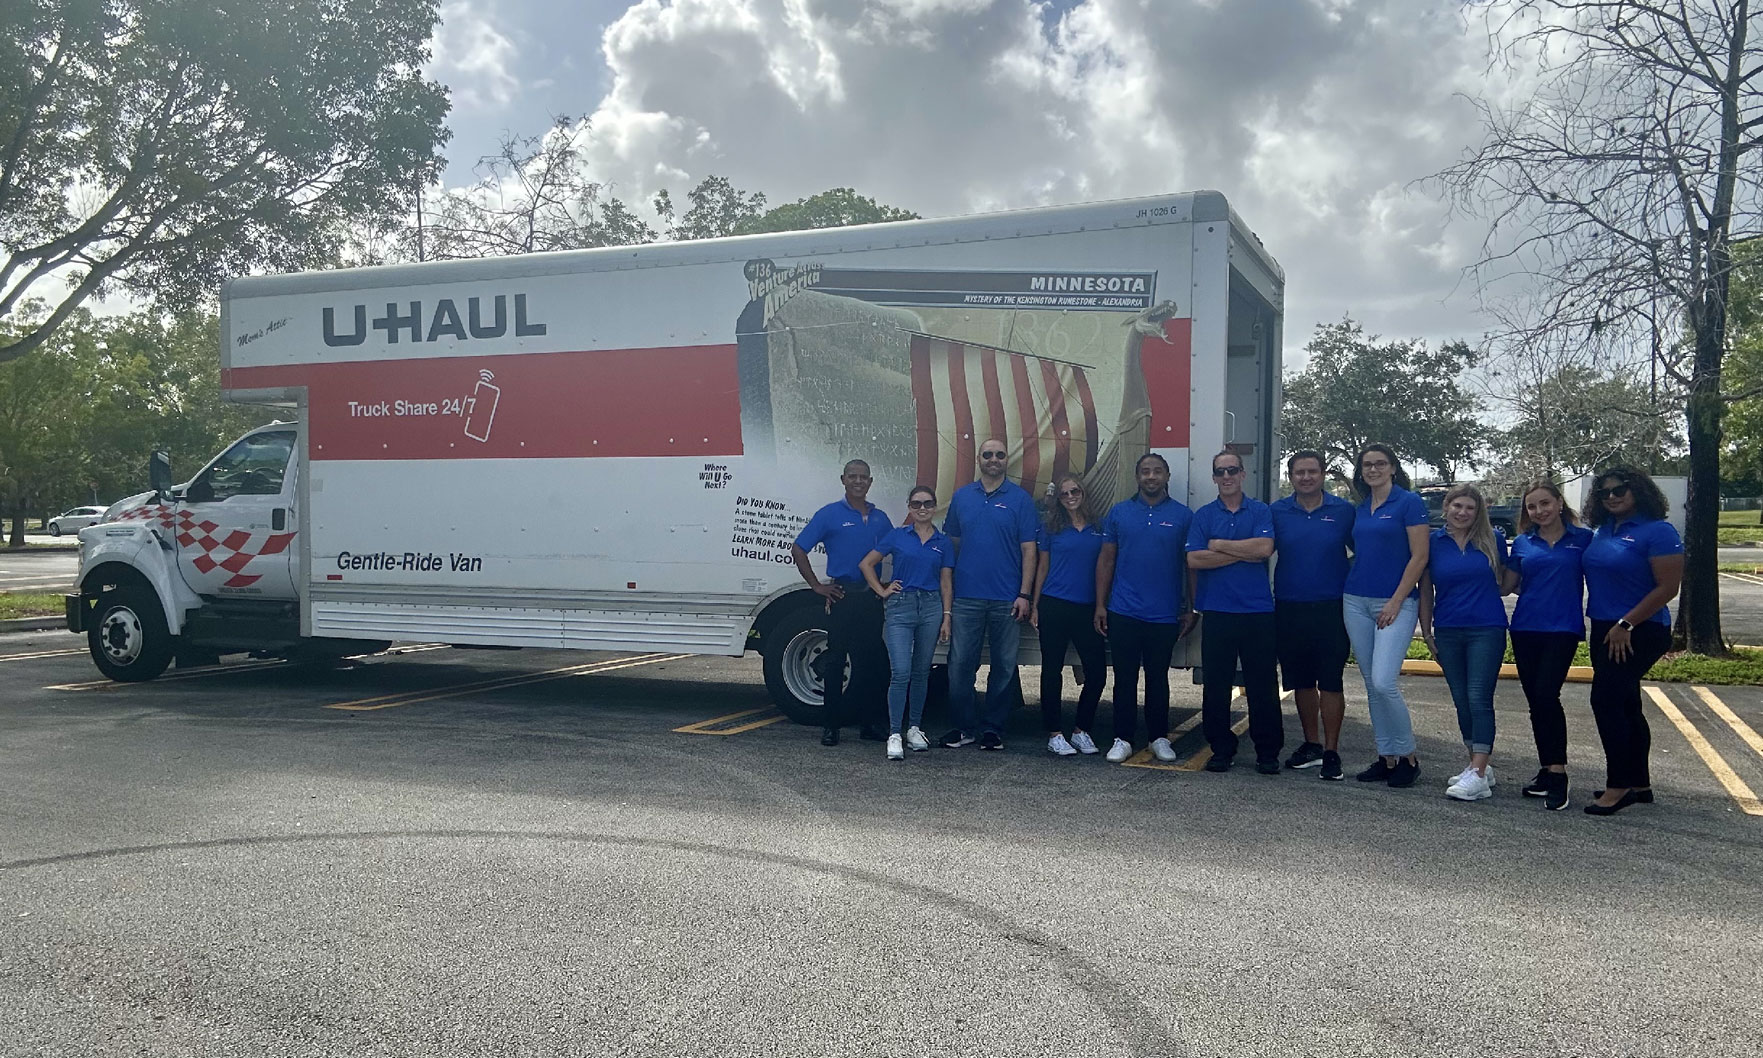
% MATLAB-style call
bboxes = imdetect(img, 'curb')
[1,616,71,634]
[1401,659,1596,684]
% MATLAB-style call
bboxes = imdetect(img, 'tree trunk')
[7,509,23,548]
[1676,303,1727,655]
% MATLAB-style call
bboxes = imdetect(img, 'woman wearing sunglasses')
[860,485,956,761]
[1031,474,1107,756]
[1581,467,1683,815]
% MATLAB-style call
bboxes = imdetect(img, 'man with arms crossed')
[940,439,1040,751]
[1268,450,1356,780]
[1187,450,1282,774]
[791,460,894,746]
[1096,453,1197,764]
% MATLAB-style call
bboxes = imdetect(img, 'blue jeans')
[883,590,944,734]
[948,597,1022,737]
[1435,625,1506,754]
[1342,593,1419,756]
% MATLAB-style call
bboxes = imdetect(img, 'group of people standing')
[791,440,1683,818]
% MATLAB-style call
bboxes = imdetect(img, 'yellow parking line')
[674,708,786,735]
[0,648,86,663]
[1692,685,1763,760]
[324,653,688,712]
[1176,688,1295,772]
[46,658,288,691]
[1644,685,1763,817]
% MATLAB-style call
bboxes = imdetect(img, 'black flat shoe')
[1593,788,1654,803]
[1585,789,1642,816]
[821,728,840,746]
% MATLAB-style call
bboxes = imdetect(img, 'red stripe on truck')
[223,345,744,460]
[1141,317,1191,448]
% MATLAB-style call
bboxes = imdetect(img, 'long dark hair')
[1585,465,1669,528]
[1350,442,1412,501]
[903,484,937,528]
[1517,479,1579,534]
[1044,473,1099,536]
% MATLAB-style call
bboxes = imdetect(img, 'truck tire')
[88,586,173,682]
[762,605,831,725]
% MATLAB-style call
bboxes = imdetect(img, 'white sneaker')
[1150,737,1178,762]
[1106,738,1133,763]
[1047,734,1078,756]
[1485,764,1497,787]
[886,734,904,761]
[1070,731,1099,755]
[1446,768,1493,801]
[905,726,930,752]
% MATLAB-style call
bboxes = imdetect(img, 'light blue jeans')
[948,597,1022,738]
[1342,593,1419,757]
[883,590,944,734]
[1434,625,1506,754]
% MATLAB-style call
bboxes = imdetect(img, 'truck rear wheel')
[762,605,831,724]
[88,586,173,682]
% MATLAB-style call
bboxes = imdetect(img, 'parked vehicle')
[48,506,108,536]
[1419,484,1519,538]
[68,190,1284,722]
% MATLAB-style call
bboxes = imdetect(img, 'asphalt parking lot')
[2,630,1761,1057]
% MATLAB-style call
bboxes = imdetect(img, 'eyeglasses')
[1212,466,1243,478]
[1059,488,1084,497]
[1595,483,1632,500]
[908,499,936,509]
[979,451,1008,461]
[1361,459,1391,470]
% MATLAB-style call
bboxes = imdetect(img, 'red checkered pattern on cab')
[114,504,296,588]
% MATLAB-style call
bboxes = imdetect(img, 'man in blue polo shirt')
[939,438,1040,751]
[792,459,894,747]
[1096,452,1196,764]
[1187,449,1282,774]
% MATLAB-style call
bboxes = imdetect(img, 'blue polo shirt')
[1271,493,1356,603]
[943,478,1039,601]
[794,498,894,581]
[874,526,954,593]
[1585,516,1683,626]
[1187,497,1275,613]
[1428,528,1509,628]
[1344,486,1429,600]
[1101,494,1192,623]
[1039,523,1105,605]
[1509,525,1593,636]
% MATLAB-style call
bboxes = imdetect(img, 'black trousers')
[1511,630,1580,768]
[823,587,886,730]
[1109,613,1179,744]
[1037,595,1105,732]
[1200,610,1283,763]
[1588,619,1671,789]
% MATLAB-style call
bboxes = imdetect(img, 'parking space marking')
[1692,685,1763,760]
[324,652,689,712]
[673,707,786,735]
[1645,685,1763,817]
[0,647,86,663]
[1720,571,1763,586]
[46,658,289,691]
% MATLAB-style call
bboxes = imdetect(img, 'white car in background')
[47,506,109,536]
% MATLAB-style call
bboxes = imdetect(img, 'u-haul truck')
[68,191,1284,721]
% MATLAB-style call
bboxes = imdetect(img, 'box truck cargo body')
[69,191,1284,720]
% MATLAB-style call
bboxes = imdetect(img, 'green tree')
[0,0,450,363]
[0,305,93,543]
[1282,318,1486,482]
[1723,241,1763,493]
[733,187,918,236]
[1494,361,1682,478]
[656,176,766,241]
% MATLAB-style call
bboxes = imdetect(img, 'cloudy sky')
[424,0,1507,362]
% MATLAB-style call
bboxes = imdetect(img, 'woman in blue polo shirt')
[1031,474,1107,756]
[860,485,956,762]
[1418,484,1512,803]
[1581,467,1683,816]
[1342,442,1431,789]
[1507,480,1593,812]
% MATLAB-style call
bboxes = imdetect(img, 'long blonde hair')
[1442,484,1505,578]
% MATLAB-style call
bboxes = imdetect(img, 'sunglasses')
[979,451,1008,461]
[908,499,937,509]
[1595,483,1632,500]
[1212,465,1243,477]
[1059,487,1084,497]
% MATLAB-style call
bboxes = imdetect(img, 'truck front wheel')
[762,605,832,724]
[88,587,173,682]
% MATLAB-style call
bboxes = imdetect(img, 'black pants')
[1588,619,1671,789]
[1511,630,1580,768]
[823,587,886,730]
[1200,610,1283,763]
[1037,595,1105,732]
[1109,613,1179,744]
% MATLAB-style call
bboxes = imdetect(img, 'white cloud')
[431,1,523,112]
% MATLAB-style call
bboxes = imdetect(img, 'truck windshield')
[193,430,296,501]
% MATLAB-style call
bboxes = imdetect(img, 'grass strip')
[0,592,65,620]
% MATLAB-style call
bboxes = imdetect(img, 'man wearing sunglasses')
[940,439,1040,751]
[1187,450,1283,774]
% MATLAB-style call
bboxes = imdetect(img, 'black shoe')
[1256,759,1281,776]
[1284,742,1325,769]
[820,728,840,747]
[859,725,886,742]
[1356,758,1394,782]
[1387,757,1421,788]
[939,729,975,749]
[1585,789,1641,816]
[1204,756,1234,773]
[979,731,1004,751]
[1319,751,1344,781]
[1593,787,1654,803]
[1522,769,1553,798]
[1544,772,1571,812]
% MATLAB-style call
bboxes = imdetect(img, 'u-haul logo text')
[322,293,547,347]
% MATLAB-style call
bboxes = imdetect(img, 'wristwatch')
[1617,619,1635,632]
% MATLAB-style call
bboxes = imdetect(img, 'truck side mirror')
[149,450,173,501]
